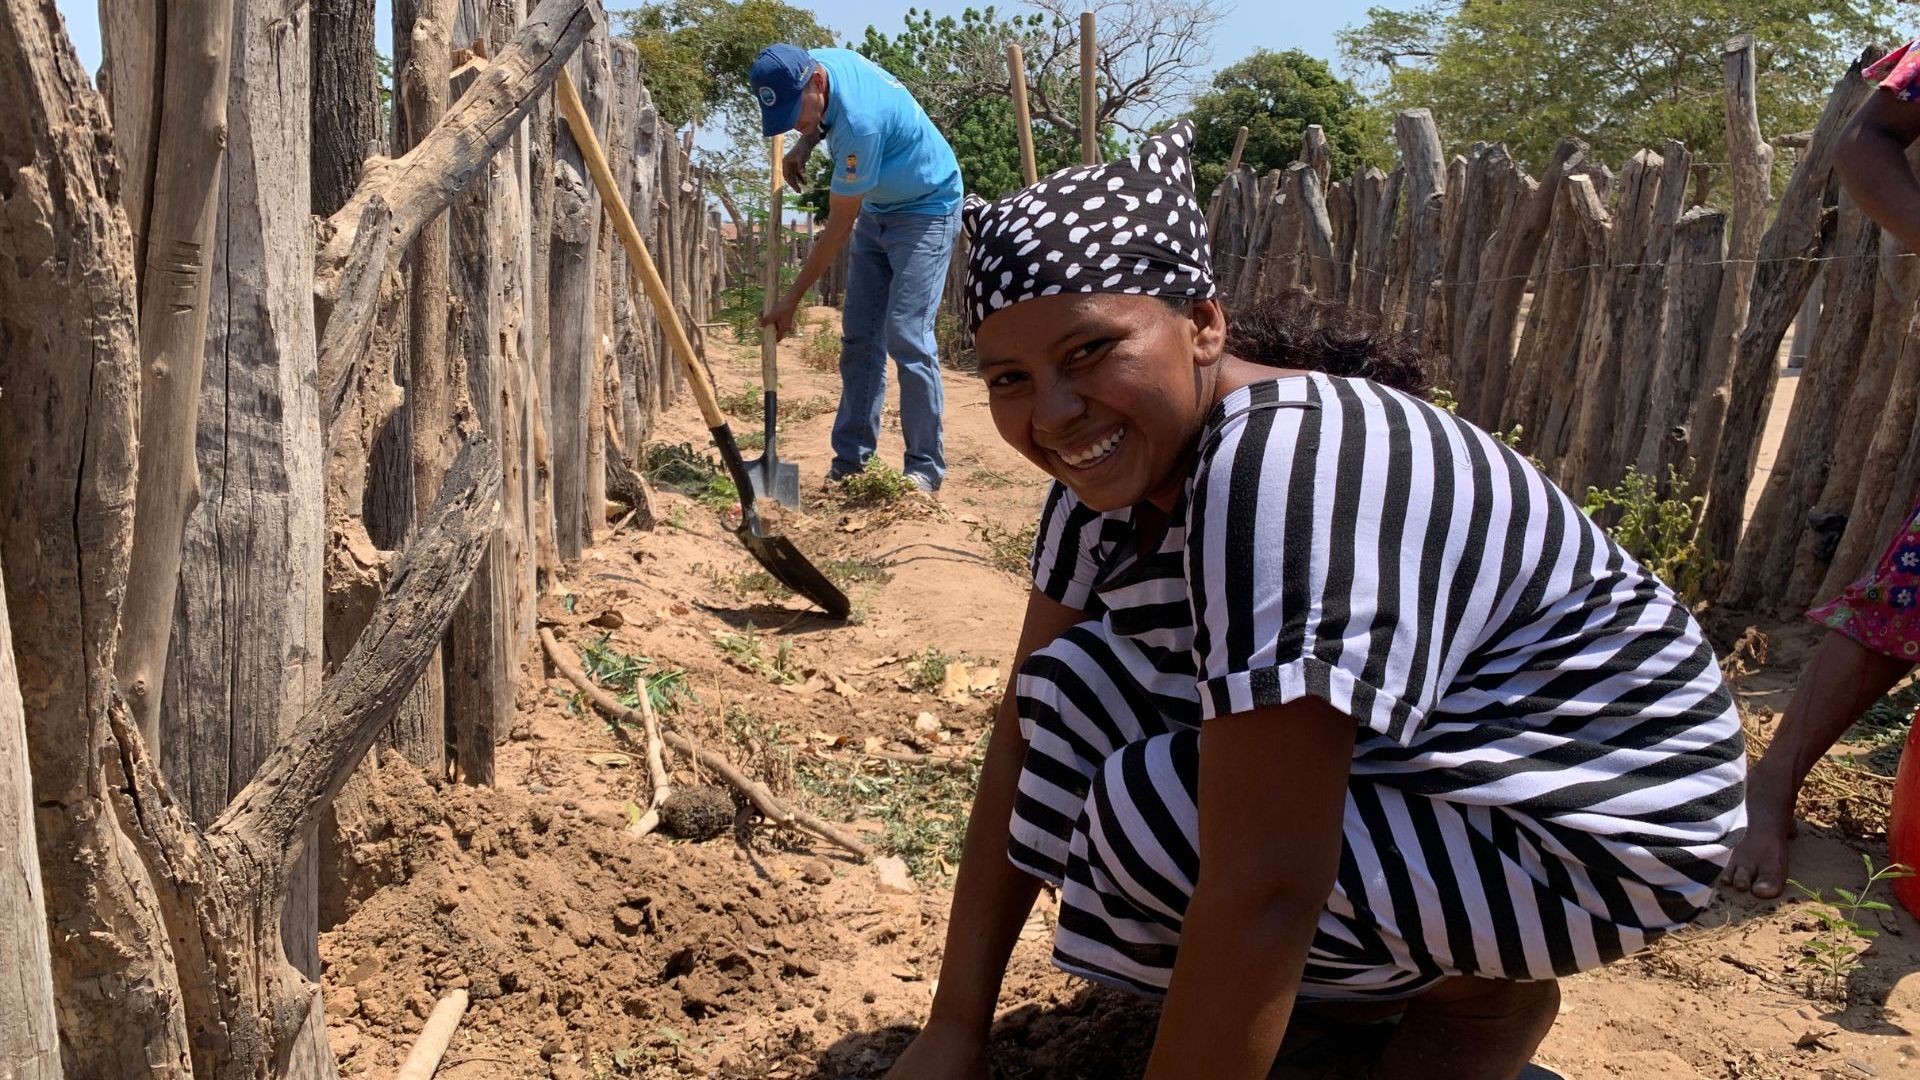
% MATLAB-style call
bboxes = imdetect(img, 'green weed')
[713,625,800,685]
[1789,855,1915,1002]
[1582,463,1716,605]
[969,518,1037,577]
[724,704,797,796]
[797,741,985,882]
[1430,387,1460,413]
[575,635,692,719]
[905,646,959,692]
[803,323,842,371]
[840,458,921,505]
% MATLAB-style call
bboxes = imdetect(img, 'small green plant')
[823,557,893,588]
[724,704,797,795]
[1430,387,1460,413]
[717,382,763,419]
[664,503,688,530]
[1582,463,1716,604]
[969,518,1038,577]
[1789,855,1915,1002]
[969,465,1021,489]
[840,458,921,505]
[713,624,800,684]
[576,635,692,719]
[935,310,974,371]
[736,429,766,452]
[803,323,842,371]
[905,646,958,692]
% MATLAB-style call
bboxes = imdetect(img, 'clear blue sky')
[50,1,1398,99]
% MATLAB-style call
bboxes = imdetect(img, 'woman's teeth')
[1060,428,1125,468]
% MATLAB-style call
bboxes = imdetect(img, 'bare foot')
[1723,770,1797,899]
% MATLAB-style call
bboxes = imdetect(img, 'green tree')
[617,0,833,130]
[1186,48,1392,200]
[1338,0,1895,202]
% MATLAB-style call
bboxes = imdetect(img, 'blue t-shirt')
[813,49,962,216]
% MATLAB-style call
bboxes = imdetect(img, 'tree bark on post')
[113,0,238,751]
[549,27,611,562]
[1564,148,1659,495]
[0,548,60,1079]
[311,0,380,218]
[4,3,591,1075]
[1726,198,1879,609]
[1634,208,1727,483]
[1688,35,1775,499]
[1394,110,1446,349]
[164,0,326,981]
[1699,54,1870,567]
[1470,138,1584,424]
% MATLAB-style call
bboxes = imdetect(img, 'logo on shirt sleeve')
[844,152,859,179]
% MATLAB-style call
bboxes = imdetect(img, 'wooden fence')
[1207,36,1918,614]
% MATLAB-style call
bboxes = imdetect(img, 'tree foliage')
[617,0,834,130]
[1186,48,1392,200]
[1338,0,1896,193]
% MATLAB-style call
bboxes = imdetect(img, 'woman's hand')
[881,1019,991,1080]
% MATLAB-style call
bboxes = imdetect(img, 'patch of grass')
[1582,462,1716,605]
[717,383,762,419]
[935,311,974,372]
[664,503,689,530]
[969,465,1021,489]
[575,635,693,718]
[823,557,893,589]
[713,624,800,685]
[781,393,834,423]
[1430,387,1460,413]
[797,739,987,883]
[736,429,766,452]
[969,518,1037,577]
[717,382,834,426]
[840,458,920,506]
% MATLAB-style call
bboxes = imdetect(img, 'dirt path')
[319,315,1920,1080]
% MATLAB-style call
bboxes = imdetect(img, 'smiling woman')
[885,121,1747,1080]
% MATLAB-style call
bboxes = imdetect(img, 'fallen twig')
[396,989,470,1080]
[540,628,870,858]
[825,746,977,773]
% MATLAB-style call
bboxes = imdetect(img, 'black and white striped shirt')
[1023,373,1744,987]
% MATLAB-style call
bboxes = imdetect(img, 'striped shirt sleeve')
[1186,379,1456,745]
[1029,481,1106,610]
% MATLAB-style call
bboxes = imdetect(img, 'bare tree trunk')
[311,0,380,218]
[549,28,611,561]
[1688,36,1775,501]
[114,0,238,750]
[164,0,325,982]
[0,6,193,1071]
[1634,208,1727,482]
[5,4,590,1077]
[1699,55,1867,567]
[0,550,60,1080]
[444,44,512,786]
[1471,138,1584,424]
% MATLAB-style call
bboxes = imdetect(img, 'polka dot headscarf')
[961,120,1215,333]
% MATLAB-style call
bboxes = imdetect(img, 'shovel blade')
[737,524,850,618]
[743,453,802,508]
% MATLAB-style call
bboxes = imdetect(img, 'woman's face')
[974,294,1226,513]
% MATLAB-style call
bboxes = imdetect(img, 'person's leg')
[829,213,892,480]
[1725,629,1912,897]
[1371,976,1560,1080]
[876,207,959,490]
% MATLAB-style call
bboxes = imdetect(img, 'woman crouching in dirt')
[882,121,1746,1080]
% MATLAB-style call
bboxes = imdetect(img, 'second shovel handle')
[557,67,727,431]
[762,133,785,389]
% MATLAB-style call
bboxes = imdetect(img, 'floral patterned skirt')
[1809,495,1920,662]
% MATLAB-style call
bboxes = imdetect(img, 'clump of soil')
[661,785,735,840]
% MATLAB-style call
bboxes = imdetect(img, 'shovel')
[558,70,849,619]
[743,133,801,508]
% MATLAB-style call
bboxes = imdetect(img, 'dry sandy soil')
[317,310,1920,1080]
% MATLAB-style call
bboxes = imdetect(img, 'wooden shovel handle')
[1008,43,1037,186]
[557,68,727,430]
[762,133,784,389]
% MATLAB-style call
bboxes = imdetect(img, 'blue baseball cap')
[750,44,818,137]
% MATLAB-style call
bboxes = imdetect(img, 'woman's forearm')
[923,691,1043,1035]
[1142,881,1319,1080]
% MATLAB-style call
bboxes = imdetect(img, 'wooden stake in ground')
[540,628,871,858]
[1009,43,1038,186]
[395,989,471,1080]
[1080,11,1098,165]
[1205,125,1249,239]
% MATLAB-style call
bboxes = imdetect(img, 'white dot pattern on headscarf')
[960,120,1215,333]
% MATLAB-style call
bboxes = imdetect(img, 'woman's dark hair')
[1217,288,1435,397]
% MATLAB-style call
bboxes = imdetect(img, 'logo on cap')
[758,86,777,107]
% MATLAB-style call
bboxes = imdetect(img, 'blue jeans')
[831,206,961,488]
